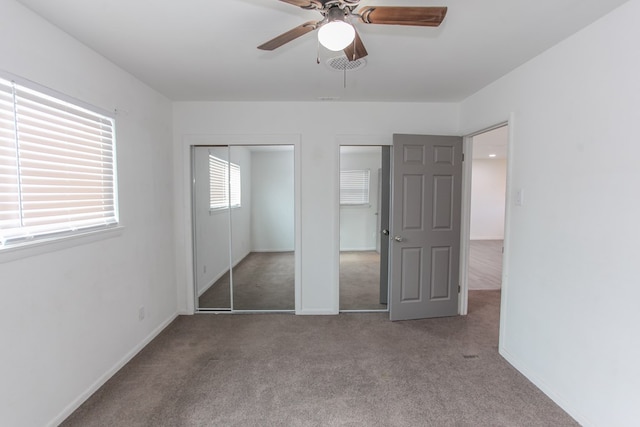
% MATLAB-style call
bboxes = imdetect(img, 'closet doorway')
[339,146,390,312]
[192,145,296,312]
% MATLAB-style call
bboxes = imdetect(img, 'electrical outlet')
[138,306,145,321]
[515,189,524,206]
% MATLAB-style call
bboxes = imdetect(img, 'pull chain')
[344,37,357,89]
[344,63,347,88]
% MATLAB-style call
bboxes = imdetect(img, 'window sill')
[209,206,241,215]
[0,225,125,264]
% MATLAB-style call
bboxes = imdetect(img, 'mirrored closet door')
[193,146,232,310]
[193,145,295,312]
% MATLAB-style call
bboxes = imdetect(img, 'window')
[0,76,117,248]
[209,155,241,210]
[340,169,370,205]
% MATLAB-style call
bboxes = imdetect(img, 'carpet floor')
[199,251,386,311]
[61,291,577,427]
[339,251,386,311]
[199,252,295,311]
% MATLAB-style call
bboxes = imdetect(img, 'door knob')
[394,236,403,242]
[382,229,389,235]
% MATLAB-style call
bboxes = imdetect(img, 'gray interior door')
[389,134,462,321]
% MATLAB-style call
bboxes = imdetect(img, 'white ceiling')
[16,0,628,102]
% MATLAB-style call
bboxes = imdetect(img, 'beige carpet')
[199,252,295,311]
[61,291,578,427]
[339,251,386,310]
[199,251,386,311]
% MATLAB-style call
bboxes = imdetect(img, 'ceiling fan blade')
[257,21,318,51]
[343,29,368,61]
[358,6,447,27]
[278,0,322,9]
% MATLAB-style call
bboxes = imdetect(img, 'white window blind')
[209,155,241,210]
[0,76,117,247]
[340,169,370,205]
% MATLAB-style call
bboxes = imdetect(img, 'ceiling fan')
[258,0,447,61]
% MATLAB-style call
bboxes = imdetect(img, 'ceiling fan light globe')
[318,21,355,51]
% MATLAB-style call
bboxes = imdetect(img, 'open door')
[389,134,463,321]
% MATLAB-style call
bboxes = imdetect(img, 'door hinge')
[458,285,461,293]
[462,152,465,162]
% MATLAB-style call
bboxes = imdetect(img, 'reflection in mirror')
[230,145,295,310]
[194,146,232,310]
[339,146,389,311]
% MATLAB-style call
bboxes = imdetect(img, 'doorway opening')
[461,124,509,315]
[339,145,390,312]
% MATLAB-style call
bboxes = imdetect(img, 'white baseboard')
[339,247,377,252]
[296,309,338,315]
[251,249,294,253]
[499,345,590,426]
[48,312,179,427]
[470,236,504,241]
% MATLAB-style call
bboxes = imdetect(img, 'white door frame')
[182,134,302,315]
[458,115,514,317]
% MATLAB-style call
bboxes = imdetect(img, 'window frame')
[0,71,119,252]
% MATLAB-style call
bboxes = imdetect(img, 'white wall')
[460,1,640,425]
[470,159,506,240]
[340,149,382,251]
[173,102,460,314]
[251,149,295,252]
[0,2,176,426]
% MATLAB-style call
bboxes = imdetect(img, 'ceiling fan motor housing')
[325,4,350,23]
